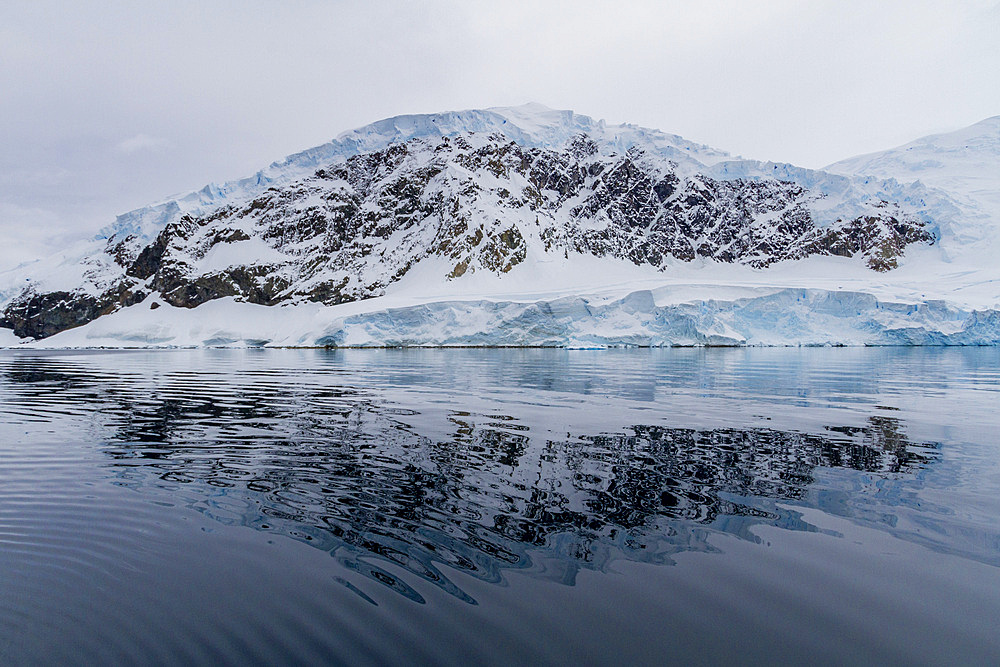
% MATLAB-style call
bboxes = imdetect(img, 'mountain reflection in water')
[1,352,941,605]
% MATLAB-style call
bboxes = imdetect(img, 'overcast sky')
[1,0,998,272]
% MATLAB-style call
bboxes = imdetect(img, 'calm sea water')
[1,348,998,665]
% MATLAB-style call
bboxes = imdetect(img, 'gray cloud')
[1,0,998,272]
[116,134,171,155]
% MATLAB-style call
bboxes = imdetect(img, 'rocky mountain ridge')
[0,127,935,340]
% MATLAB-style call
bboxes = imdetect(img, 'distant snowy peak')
[101,104,730,243]
[826,116,1000,227]
[826,116,1000,179]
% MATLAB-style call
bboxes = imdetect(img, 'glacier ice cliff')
[16,288,999,349]
[318,290,1000,348]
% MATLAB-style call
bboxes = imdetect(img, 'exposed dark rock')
[0,282,146,339]
[127,226,171,280]
[156,265,291,308]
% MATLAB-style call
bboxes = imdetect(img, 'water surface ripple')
[1,348,999,664]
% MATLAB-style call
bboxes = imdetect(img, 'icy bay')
[1,347,999,664]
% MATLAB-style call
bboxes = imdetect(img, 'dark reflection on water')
[110,416,937,602]
[0,352,944,604]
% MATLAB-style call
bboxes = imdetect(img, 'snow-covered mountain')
[1,104,997,347]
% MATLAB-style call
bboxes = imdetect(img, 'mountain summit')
[1,106,997,347]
